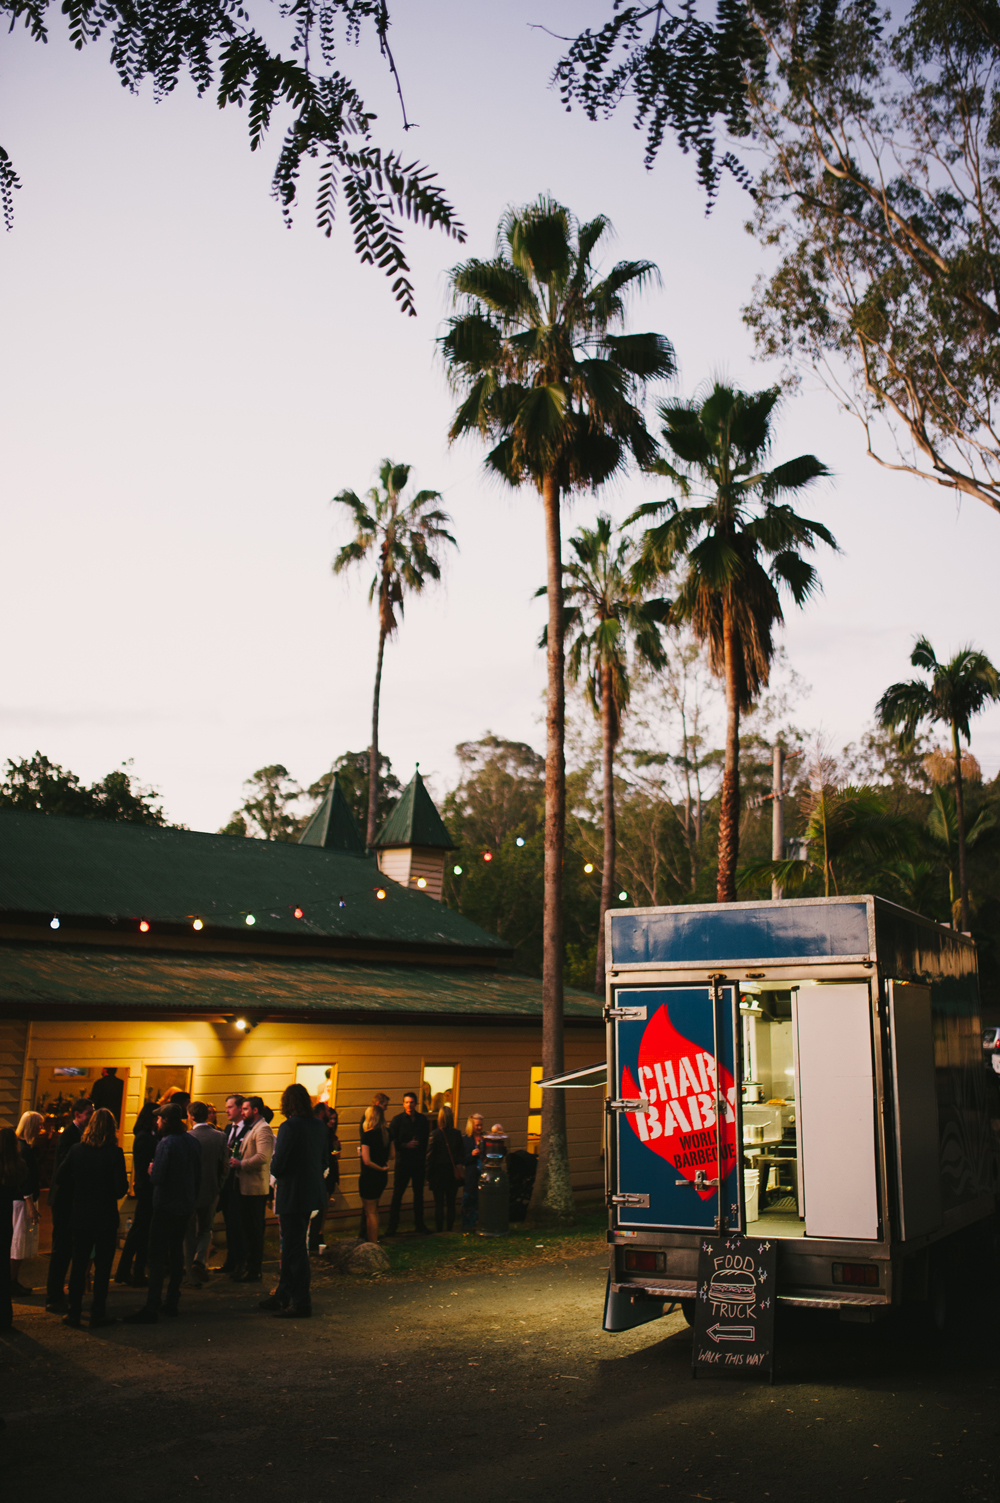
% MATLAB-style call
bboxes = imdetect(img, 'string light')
[416,877,427,888]
[50,916,60,930]
[192,918,204,932]
[618,891,628,902]
[483,851,493,862]
[235,1018,247,1031]
[293,907,304,920]
[245,914,256,926]
[453,865,463,875]
[338,897,347,908]
[139,920,150,933]
[584,863,594,874]
[376,888,387,901]
[516,837,525,847]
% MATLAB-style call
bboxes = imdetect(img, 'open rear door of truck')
[609,983,744,1234]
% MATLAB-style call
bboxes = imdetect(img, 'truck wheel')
[680,1298,696,1326]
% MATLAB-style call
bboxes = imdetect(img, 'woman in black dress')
[58,1107,129,1328]
[359,1103,393,1243]
[114,1100,158,1286]
[426,1107,465,1233]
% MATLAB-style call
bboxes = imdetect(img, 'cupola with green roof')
[372,768,454,900]
[298,774,365,855]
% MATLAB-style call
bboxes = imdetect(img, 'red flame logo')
[621,1003,737,1200]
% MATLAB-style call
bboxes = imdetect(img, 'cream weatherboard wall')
[19,1017,605,1214]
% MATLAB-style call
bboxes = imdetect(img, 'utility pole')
[772,743,784,901]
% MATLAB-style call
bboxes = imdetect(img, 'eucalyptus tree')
[630,383,833,901]
[549,516,670,992]
[333,461,455,846]
[877,638,1000,930]
[441,195,675,1223]
[557,2,1000,517]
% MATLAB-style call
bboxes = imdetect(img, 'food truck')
[544,896,999,1329]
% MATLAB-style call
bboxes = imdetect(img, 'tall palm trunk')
[951,718,969,931]
[717,596,741,903]
[367,625,387,849]
[529,471,575,1225]
[595,658,616,995]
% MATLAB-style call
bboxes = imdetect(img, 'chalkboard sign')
[692,1232,777,1381]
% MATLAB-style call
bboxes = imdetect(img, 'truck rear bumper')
[611,1279,890,1310]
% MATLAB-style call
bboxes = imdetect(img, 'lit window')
[421,1062,458,1119]
[527,1064,543,1154]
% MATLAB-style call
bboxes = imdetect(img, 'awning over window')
[539,1060,607,1089]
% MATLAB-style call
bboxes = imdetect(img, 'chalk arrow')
[706,1324,755,1343]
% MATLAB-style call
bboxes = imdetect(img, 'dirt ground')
[3,1232,999,1502]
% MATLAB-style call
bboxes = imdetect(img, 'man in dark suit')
[386,1091,431,1237]
[260,1083,328,1317]
[90,1068,124,1125]
[45,1097,93,1313]
[213,1093,248,1275]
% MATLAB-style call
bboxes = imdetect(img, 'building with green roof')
[0,807,604,1221]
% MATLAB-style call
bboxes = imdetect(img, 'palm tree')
[629,383,834,901]
[925,780,1000,925]
[441,196,675,1223]
[739,782,912,897]
[546,515,670,992]
[333,460,456,846]
[877,638,1000,932]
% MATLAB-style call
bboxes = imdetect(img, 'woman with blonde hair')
[358,1102,393,1243]
[56,1107,128,1327]
[1,1127,30,1328]
[10,1111,42,1296]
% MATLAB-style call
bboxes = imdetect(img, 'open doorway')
[741,980,879,1242]
[741,986,802,1237]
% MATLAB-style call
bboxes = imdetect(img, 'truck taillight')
[832,1262,879,1286]
[624,1250,664,1273]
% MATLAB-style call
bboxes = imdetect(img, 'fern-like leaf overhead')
[1,0,465,314]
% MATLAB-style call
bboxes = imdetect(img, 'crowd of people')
[1,1086,509,1333]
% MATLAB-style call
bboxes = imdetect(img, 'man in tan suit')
[230,1096,274,1283]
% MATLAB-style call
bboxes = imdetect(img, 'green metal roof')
[0,810,502,955]
[373,770,455,851]
[298,777,365,855]
[0,944,603,1022]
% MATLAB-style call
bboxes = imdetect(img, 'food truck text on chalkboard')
[693,1233,777,1380]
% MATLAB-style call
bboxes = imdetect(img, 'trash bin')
[477,1130,510,1237]
[506,1149,538,1222]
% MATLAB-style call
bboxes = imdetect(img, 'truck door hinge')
[606,1097,650,1114]
[604,1005,648,1022]
[609,1192,650,1209]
